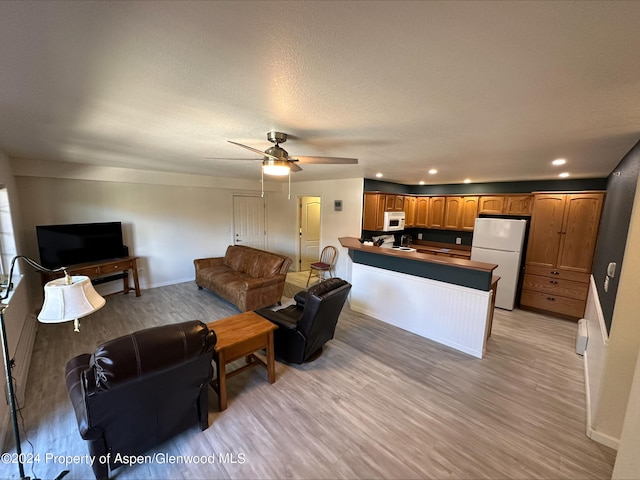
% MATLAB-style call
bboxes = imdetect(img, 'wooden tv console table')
[40,256,141,297]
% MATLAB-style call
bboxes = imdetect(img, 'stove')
[391,246,417,252]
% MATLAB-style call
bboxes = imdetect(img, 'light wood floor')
[1,282,616,479]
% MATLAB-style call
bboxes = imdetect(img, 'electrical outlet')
[455,237,462,245]
[417,233,423,240]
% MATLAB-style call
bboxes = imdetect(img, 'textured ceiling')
[1,1,639,185]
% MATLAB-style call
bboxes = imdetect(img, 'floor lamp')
[0,255,105,480]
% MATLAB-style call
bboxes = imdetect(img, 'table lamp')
[1,255,106,479]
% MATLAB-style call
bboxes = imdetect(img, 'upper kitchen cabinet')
[504,195,533,215]
[363,192,385,230]
[556,193,605,273]
[383,194,404,212]
[478,196,505,215]
[415,197,429,227]
[427,197,445,228]
[443,196,478,231]
[460,196,479,230]
[525,192,603,273]
[478,194,533,215]
[403,196,417,227]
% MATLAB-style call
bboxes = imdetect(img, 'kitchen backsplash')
[361,228,473,246]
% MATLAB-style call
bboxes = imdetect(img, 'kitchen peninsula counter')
[339,237,498,358]
[411,240,472,259]
[339,237,496,290]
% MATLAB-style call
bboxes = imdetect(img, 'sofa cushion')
[223,245,285,278]
[223,245,247,272]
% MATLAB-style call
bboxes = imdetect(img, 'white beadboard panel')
[583,275,619,450]
[350,263,491,358]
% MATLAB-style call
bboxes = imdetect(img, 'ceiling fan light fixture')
[262,159,290,176]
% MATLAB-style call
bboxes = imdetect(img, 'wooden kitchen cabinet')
[443,197,462,229]
[521,192,604,318]
[384,194,404,212]
[478,194,533,215]
[504,195,533,215]
[427,197,445,228]
[478,196,505,215]
[443,196,478,230]
[460,196,479,230]
[404,196,417,227]
[415,197,429,227]
[363,192,385,230]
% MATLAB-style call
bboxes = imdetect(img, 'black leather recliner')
[256,277,351,363]
[65,320,216,480]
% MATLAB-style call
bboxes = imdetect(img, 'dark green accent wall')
[592,139,640,334]
[364,178,607,194]
[349,249,492,291]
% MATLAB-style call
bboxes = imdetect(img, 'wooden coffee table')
[207,311,278,411]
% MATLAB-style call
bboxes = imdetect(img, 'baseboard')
[587,426,620,450]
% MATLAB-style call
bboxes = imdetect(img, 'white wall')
[592,179,640,446]
[266,178,363,278]
[613,347,640,479]
[14,161,363,293]
[0,151,38,449]
[17,176,244,291]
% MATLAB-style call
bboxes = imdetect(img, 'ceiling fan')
[228,131,358,176]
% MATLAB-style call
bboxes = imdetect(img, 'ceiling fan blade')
[204,157,260,161]
[228,141,279,160]
[291,155,358,165]
[289,162,303,172]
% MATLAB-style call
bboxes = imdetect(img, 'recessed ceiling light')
[419,181,425,185]
[463,178,471,184]
[552,158,566,166]
[376,173,383,178]
[428,169,437,175]
[559,172,570,178]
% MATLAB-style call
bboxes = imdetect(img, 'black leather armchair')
[65,320,216,480]
[256,277,351,363]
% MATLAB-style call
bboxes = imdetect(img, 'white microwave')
[383,211,405,231]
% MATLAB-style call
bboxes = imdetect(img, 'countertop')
[339,237,496,273]
[411,240,472,258]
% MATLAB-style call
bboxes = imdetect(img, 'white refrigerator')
[471,218,527,310]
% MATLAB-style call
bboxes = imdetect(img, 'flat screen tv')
[36,221,126,269]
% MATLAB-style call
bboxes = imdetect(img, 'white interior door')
[299,196,321,270]
[233,195,266,249]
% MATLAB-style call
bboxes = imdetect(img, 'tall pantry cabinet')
[521,192,604,318]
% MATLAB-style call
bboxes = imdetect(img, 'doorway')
[233,195,266,249]
[298,196,321,271]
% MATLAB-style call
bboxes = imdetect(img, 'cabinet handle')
[547,297,555,301]
[551,271,560,275]
[549,280,558,284]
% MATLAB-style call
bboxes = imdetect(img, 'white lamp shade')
[38,275,106,323]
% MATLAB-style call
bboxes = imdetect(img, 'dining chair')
[306,245,337,286]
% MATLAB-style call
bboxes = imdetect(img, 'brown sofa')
[194,245,293,311]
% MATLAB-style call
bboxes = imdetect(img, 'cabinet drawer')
[98,262,129,274]
[71,266,100,277]
[524,265,590,283]
[522,274,588,301]
[521,290,585,318]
